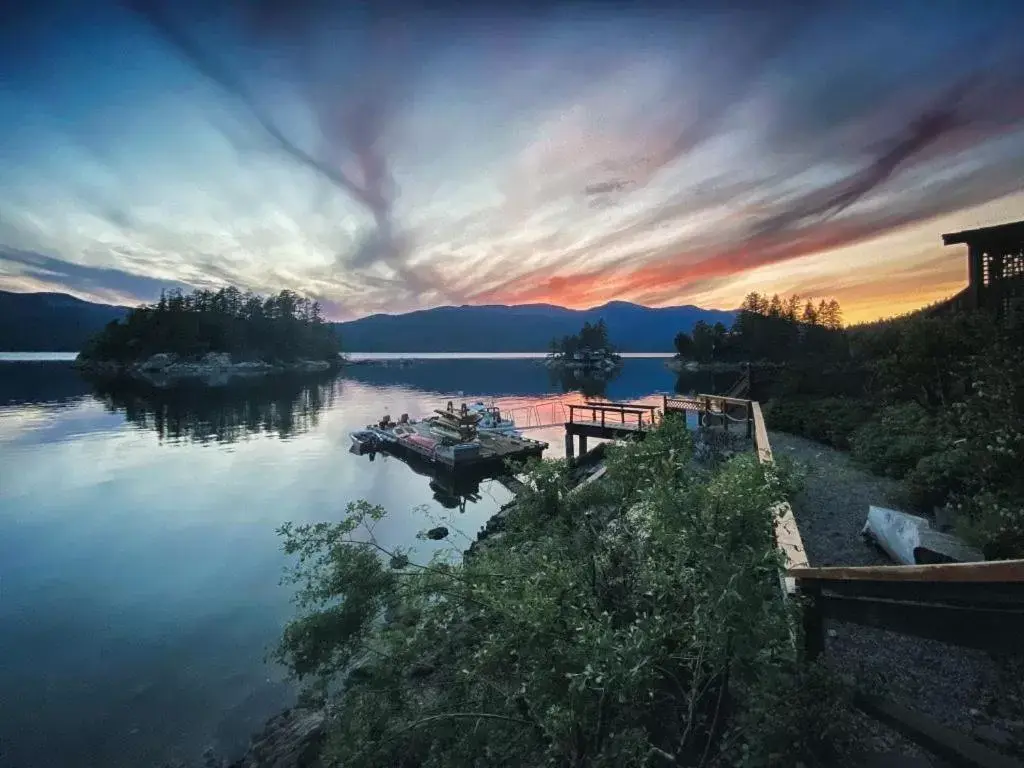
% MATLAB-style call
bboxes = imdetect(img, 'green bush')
[273,418,850,767]
[849,403,939,478]
[954,490,1024,560]
[903,446,971,512]
[765,396,872,450]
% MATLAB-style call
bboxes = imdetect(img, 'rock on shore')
[227,707,326,768]
[74,352,336,386]
[544,349,622,373]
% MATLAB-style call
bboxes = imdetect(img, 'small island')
[74,287,341,385]
[544,319,622,374]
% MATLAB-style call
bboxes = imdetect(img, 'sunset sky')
[1,1,1023,324]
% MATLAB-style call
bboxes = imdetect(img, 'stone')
[862,506,984,566]
[201,352,233,369]
[139,352,178,371]
[229,707,326,768]
[915,529,984,564]
[425,526,449,540]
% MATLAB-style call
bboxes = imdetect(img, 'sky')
[1,0,1023,324]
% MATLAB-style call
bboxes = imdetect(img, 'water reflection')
[88,372,337,444]
[351,444,491,513]
[673,369,743,397]
[0,360,92,406]
[548,366,620,398]
[0,356,681,768]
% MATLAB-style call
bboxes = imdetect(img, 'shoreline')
[219,442,612,768]
[74,352,338,387]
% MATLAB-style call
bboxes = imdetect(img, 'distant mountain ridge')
[334,300,736,352]
[0,291,735,353]
[0,290,127,352]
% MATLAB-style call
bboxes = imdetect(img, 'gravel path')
[769,432,904,568]
[768,431,1022,765]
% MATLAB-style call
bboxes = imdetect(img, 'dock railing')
[567,402,660,430]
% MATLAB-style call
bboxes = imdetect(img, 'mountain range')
[0,291,127,352]
[335,301,736,352]
[0,291,735,353]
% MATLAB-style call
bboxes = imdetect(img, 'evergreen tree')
[79,287,340,363]
[801,300,819,325]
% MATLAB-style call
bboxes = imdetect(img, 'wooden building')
[941,219,1024,323]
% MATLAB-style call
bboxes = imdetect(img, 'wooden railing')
[567,402,660,430]
[663,394,754,437]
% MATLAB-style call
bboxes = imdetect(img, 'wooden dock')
[380,430,548,472]
[563,402,659,458]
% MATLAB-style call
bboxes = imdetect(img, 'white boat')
[466,401,520,436]
[350,429,381,451]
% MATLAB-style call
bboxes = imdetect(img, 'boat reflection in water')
[349,399,541,512]
[348,442,493,514]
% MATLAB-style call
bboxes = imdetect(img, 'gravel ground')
[769,431,1023,766]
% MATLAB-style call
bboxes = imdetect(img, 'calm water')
[0,355,734,767]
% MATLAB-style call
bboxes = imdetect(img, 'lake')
[0,354,738,767]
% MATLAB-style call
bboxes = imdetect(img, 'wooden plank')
[774,500,809,572]
[818,577,1024,607]
[852,690,1023,768]
[751,401,772,463]
[790,560,1024,583]
[818,593,1024,653]
[568,421,645,432]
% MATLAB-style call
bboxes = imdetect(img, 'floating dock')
[372,429,548,472]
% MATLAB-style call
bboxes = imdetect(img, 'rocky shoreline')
[544,349,622,374]
[74,352,337,387]
[664,358,747,372]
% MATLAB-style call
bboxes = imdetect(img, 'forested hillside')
[0,290,125,351]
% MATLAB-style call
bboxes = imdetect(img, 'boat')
[421,402,483,442]
[466,401,520,436]
[349,429,381,451]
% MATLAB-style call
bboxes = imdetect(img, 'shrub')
[765,396,873,450]
[954,491,1024,560]
[903,446,972,512]
[273,418,850,767]
[849,403,939,478]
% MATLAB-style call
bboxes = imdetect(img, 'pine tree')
[801,300,819,325]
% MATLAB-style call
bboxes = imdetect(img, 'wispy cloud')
[1,1,1023,320]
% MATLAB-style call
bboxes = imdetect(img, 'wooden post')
[579,434,588,455]
[601,409,605,427]
[968,244,984,310]
[564,430,575,463]
[746,407,753,439]
[800,581,825,662]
